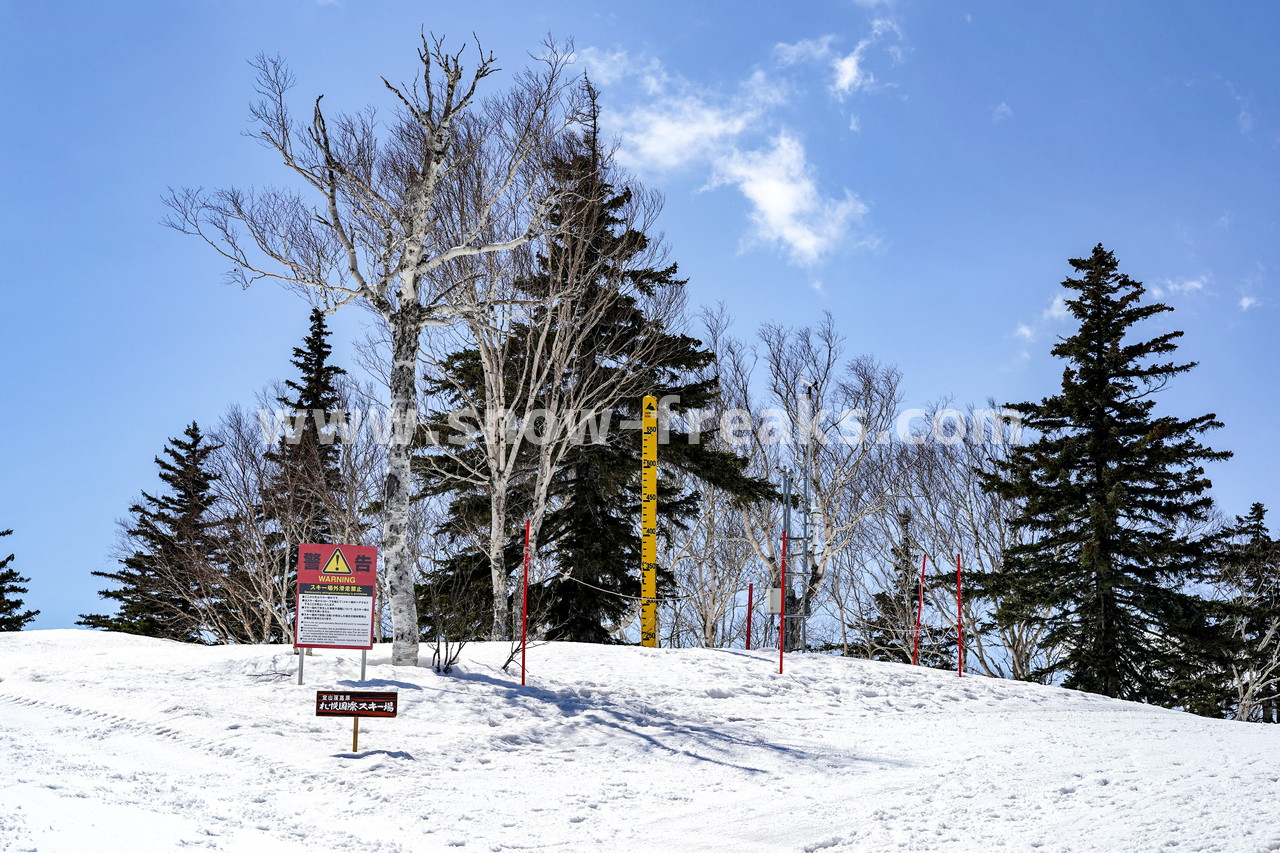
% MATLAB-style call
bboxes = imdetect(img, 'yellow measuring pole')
[641,395,658,647]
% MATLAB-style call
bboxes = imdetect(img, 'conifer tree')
[262,307,347,545]
[977,245,1231,704]
[79,423,226,642]
[0,530,39,631]
[1215,503,1280,721]
[531,124,770,642]
[229,307,351,643]
[419,88,771,642]
[852,512,951,666]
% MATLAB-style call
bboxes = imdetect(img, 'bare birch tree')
[165,37,586,664]
[713,313,911,649]
[899,406,1057,680]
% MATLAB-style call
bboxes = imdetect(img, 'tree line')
[36,36,1278,722]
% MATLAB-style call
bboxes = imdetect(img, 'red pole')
[745,583,754,651]
[912,553,927,666]
[779,532,787,675]
[956,553,963,678]
[521,520,530,686]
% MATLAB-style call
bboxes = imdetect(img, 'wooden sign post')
[316,690,398,753]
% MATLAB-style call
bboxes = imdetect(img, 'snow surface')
[2,631,1279,852]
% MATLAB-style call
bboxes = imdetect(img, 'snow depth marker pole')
[746,583,754,651]
[640,395,659,647]
[956,553,964,678]
[912,554,927,666]
[779,532,787,675]
[521,519,530,686]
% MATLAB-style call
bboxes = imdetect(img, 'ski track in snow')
[2,631,1280,852]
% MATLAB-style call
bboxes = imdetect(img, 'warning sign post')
[294,544,378,650]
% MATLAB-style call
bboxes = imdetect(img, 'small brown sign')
[315,691,398,718]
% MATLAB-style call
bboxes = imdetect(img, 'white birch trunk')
[384,319,420,665]
[488,473,511,640]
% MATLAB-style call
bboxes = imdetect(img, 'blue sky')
[2,1,1277,629]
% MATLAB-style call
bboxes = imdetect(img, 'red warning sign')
[294,544,377,650]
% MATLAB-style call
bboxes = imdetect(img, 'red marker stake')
[956,553,963,678]
[912,553,927,666]
[521,520,530,686]
[746,583,754,651]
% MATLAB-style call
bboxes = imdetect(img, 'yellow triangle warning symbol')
[321,548,353,575]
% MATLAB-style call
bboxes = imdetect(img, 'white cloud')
[583,36,890,268]
[586,46,875,266]
[613,96,757,172]
[1153,277,1207,299]
[832,21,901,97]
[774,36,837,67]
[711,133,866,266]
[1014,323,1034,341]
[602,58,787,175]
[1239,296,1259,311]
[572,46,673,95]
[992,102,1013,123]
[1044,295,1070,321]
[773,22,902,100]
[572,47,635,87]
[833,48,874,95]
[1224,81,1254,135]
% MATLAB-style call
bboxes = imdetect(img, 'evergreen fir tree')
[255,308,351,642]
[853,512,951,667]
[1215,503,1280,721]
[855,511,918,662]
[0,530,39,630]
[1218,504,1280,607]
[79,423,226,642]
[976,245,1231,704]
[532,134,771,641]
[419,85,772,642]
[263,307,347,544]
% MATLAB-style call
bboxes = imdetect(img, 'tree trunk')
[384,318,420,666]
[489,476,511,640]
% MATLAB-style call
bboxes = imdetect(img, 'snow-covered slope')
[1,631,1278,852]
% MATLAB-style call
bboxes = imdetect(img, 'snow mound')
[2,630,1279,851]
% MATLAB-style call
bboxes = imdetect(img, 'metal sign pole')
[297,647,304,685]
